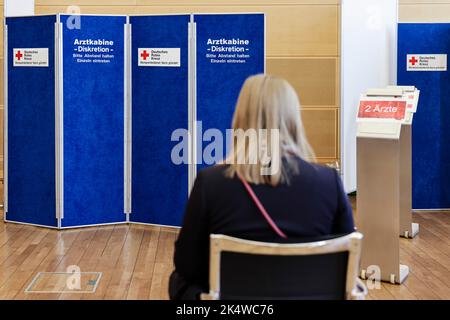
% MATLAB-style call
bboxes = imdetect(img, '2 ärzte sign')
[358,100,408,121]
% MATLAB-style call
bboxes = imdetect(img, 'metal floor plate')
[25,272,102,294]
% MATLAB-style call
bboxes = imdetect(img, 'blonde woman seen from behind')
[169,74,354,300]
[225,74,316,186]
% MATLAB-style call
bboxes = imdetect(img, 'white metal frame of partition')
[202,232,367,300]
[124,16,132,221]
[3,22,8,218]
[56,15,64,228]
[189,14,197,193]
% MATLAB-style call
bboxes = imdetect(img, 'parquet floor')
[0,193,448,300]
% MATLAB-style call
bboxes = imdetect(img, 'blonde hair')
[225,74,316,186]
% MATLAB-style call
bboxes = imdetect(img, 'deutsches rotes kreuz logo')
[407,54,447,71]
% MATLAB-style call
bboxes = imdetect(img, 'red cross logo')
[409,56,418,66]
[141,50,150,60]
[15,50,23,61]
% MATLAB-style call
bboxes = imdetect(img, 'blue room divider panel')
[5,15,58,227]
[59,15,127,227]
[194,13,265,171]
[6,13,265,229]
[130,15,190,226]
[398,24,450,210]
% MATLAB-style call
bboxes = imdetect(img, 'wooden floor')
[0,196,449,300]
[0,217,177,300]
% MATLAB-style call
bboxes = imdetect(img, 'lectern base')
[401,223,419,239]
[397,264,410,284]
[360,264,409,285]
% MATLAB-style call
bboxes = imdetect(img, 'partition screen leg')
[399,125,419,239]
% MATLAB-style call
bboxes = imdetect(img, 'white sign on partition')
[407,54,447,72]
[13,48,49,67]
[138,48,181,67]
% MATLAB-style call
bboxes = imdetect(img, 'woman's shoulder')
[194,165,237,198]
[291,158,339,186]
[296,157,337,175]
[197,160,338,181]
[197,164,231,182]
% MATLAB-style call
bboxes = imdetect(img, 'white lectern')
[357,87,419,284]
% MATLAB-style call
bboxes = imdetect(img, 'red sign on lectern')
[358,100,407,121]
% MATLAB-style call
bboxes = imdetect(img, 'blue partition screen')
[398,23,450,209]
[195,13,265,170]
[6,16,57,227]
[6,14,265,229]
[130,15,190,226]
[60,15,126,227]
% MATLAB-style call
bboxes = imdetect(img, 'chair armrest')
[350,278,368,300]
[200,291,219,300]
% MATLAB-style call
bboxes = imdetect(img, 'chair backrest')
[203,232,364,300]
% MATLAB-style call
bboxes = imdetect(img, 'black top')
[169,158,355,300]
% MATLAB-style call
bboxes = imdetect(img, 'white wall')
[4,0,35,17]
[341,0,398,193]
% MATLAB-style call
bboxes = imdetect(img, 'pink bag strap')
[237,174,288,239]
